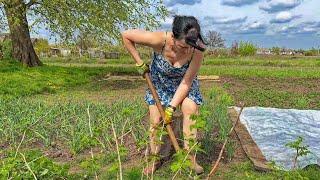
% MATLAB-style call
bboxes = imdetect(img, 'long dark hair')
[172,15,206,52]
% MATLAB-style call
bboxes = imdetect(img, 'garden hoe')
[143,72,204,174]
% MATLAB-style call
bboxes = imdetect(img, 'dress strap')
[160,31,167,55]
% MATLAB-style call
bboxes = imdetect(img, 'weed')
[0,149,70,179]
[285,136,312,169]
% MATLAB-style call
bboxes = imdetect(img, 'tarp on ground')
[235,107,320,170]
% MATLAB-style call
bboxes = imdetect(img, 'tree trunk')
[4,0,42,67]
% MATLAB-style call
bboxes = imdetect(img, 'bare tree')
[205,30,225,49]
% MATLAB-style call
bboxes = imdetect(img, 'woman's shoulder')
[121,29,166,50]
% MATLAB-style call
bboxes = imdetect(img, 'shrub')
[238,41,257,56]
[1,39,13,59]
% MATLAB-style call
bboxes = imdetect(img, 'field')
[1,56,320,179]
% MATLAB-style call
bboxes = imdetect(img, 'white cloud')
[221,0,260,7]
[270,11,301,23]
[259,0,302,13]
[204,16,247,24]
[237,21,267,34]
[276,21,320,35]
[164,0,202,7]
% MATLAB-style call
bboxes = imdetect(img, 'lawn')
[0,56,319,179]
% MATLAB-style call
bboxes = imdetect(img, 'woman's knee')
[181,98,199,117]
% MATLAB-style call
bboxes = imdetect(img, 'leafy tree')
[205,30,225,49]
[238,41,257,56]
[271,46,280,55]
[33,38,50,55]
[0,0,168,66]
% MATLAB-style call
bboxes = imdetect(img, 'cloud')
[277,22,320,35]
[236,21,267,34]
[204,16,247,24]
[259,0,302,13]
[160,17,174,30]
[221,0,260,7]
[301,21,320,28]
[164,0,202,7]
[270,11,301,23]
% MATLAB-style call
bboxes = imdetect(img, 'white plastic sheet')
[235,107,320,170]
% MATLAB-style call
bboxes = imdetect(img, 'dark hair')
[172,15,206,52]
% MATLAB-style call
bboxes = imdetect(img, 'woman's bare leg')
[148,105,162,154]
[181,97,204,174]
[143,104,162,175]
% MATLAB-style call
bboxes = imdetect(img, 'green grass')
[41,56,135,65]
[203,56,320,67]
[1,57,319,178]
[0,59,137,97]
[200,65,320,78]
[42,56,320,67]
[214,161,320,180]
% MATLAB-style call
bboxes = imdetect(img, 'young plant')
[285,136,311,169]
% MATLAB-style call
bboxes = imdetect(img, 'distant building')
[280,48,295,55]
[257,48,273,55]
[50,47,71,57]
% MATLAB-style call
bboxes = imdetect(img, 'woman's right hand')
[135,62,150,77]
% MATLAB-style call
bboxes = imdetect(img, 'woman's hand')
[135,62,150,77]
[164,105,176,124]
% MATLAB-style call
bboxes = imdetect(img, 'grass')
[203,56,320,67]
[0,59,137,97]
[221,77,320,109]
[1,56,319,178]
[215,161,320,180]
[43,57,320,78]
[200,65,320,78]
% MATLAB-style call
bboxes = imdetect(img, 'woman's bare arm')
[121,29,165,65]
[170,50,204,107]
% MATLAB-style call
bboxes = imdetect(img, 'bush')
[205,48,230,58]
[304,48,319,56]
[238,41,257,56]
[1,39,13,59]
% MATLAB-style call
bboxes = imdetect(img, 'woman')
[121,15,206,175]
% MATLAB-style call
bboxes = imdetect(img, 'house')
[50,47,71,57]
[257,48,273,55]
[280,48,295,55]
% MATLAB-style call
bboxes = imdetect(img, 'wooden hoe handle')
[144,72,181,151]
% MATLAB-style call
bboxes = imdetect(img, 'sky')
[3,0,318,49]
[160,0,320,49]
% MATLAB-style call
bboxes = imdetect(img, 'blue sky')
[160,0,320,49]
[21,0,319,49]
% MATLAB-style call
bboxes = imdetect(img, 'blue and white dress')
[144,32,203,106]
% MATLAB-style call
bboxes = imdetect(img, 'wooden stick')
[144,73,181,152]
[144,72,204,177]
[206,105,245,179]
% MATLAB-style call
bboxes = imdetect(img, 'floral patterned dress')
[144,32,203,106]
